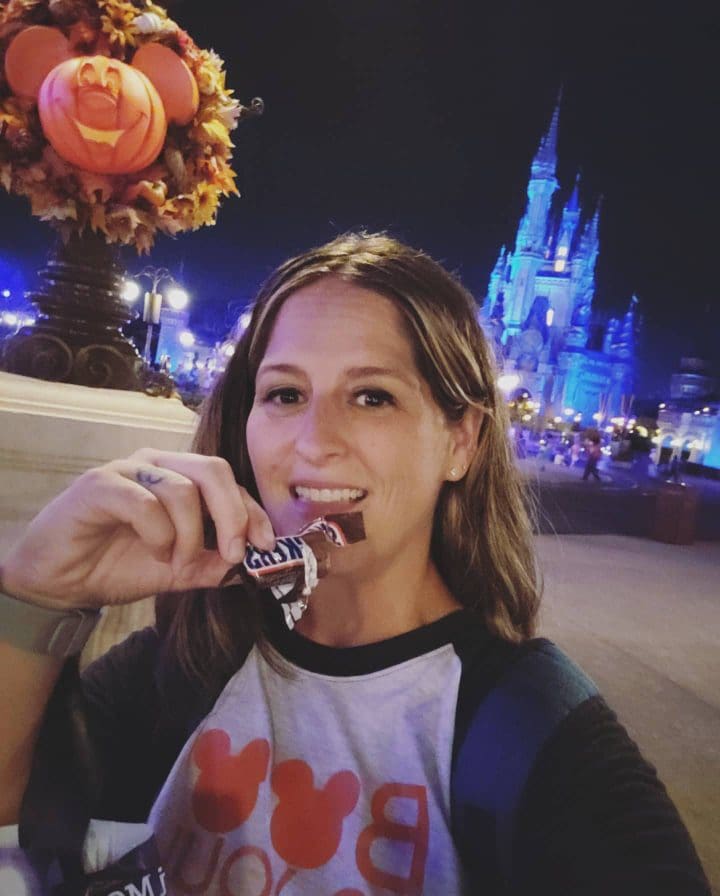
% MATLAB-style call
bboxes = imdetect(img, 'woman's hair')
[156,232,540,701]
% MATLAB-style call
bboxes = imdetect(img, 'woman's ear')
[446,406,483,481]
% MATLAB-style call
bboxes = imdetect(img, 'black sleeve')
[79,626,176,821]
[512,695,711,895]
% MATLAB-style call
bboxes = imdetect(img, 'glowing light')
[703,406,710,413]
[592,412,603,422]
[605,425,615,433]
[658,403,666,409]
[21,316,35,327]
[553,416,562,423]
[574,413,583,422]
[521,413,532,422]
[693,410,701,416]
[178,330,195,348]
[651,436,660,444]
[610,416,625,426]
[2,312,18,326]
[557,246,568,258]
[691,440,703,450]
[121,279,141,303]
[222,341,235,358]
[563,407,574,416]
[554,259,566,273]
[635,426,648,437]
[166,287,189,311]
[546,308,555,326]
[1,288,10,298]
[497,373,521,393]
[628,417,637,425]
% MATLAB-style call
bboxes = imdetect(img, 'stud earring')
[449,467,458,479]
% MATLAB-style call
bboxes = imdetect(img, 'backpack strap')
[451,639,598,889]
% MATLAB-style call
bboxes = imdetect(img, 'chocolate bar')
[219,512,365,628]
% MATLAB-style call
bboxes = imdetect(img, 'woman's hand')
[0,449,275,610]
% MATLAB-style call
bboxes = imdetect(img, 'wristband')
[0,590,101,658]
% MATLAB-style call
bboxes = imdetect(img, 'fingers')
[239,488,277,554]
[70,467,177,561]
[125,449,276,564]
[112,461,205,567]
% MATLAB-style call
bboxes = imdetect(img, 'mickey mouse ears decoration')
[0,1,262,251]
[5,24,74,98]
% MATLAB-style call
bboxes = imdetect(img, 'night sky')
[1,0,718,395]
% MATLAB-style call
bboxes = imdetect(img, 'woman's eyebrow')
[345,365,417,388]
[257,363,414,386]
[256,362,302,377]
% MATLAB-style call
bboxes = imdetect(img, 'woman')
[0,233,710,894]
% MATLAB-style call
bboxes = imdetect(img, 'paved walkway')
[517,457,720,540]
[536,534,720,891]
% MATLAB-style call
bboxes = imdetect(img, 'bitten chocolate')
[220,511,365,616]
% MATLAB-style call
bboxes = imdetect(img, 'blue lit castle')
[482,103,637,426]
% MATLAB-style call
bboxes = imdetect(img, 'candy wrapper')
[219,512,365,628]
[0,822,162,896]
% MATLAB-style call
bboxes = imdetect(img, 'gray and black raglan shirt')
[9,602,711,894]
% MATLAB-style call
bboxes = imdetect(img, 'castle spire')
[554,173,582,269]
[567,174,580,213]
[532,88,563,177]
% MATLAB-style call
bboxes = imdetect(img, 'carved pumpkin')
[38,56,167,175]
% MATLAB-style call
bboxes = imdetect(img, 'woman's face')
[246,277,461,579]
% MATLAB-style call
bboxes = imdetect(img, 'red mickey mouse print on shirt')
[149,640,464,894]
[271,759,361,868]
[192,731,271,833]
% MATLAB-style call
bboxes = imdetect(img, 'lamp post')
[123,267,189,367]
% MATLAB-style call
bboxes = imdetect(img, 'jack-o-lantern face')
[4,25,199,176]
[39,55,166,174]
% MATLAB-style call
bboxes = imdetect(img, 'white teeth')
[294,486,365,503]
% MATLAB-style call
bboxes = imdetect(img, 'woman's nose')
[294,397,346,464]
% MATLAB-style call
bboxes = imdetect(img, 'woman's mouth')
[292,485,367,504]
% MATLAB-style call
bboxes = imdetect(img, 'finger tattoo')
[136,469,164,488]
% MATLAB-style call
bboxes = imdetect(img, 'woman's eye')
[355,389,394,408]
[264,387,300,405]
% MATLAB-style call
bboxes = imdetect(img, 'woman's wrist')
[0,562,89,611]
[0,587,101,658]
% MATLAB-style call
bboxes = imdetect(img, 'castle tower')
[485,245,508,310]
[572,201,601,302]
[553,177,581,273]
[505,101,561,331]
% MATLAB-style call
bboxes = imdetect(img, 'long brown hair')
[157,232,540,701]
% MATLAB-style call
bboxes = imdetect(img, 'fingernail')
[228,537,245,563]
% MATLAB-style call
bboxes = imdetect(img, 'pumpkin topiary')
[0,1,261,252]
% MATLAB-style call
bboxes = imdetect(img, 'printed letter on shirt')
[356,783,429,895]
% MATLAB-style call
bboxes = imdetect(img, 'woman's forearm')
[0,640,63,824]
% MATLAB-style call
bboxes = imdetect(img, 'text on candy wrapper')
[104,867,166,896]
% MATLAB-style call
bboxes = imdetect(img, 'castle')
[481,103,638,426]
